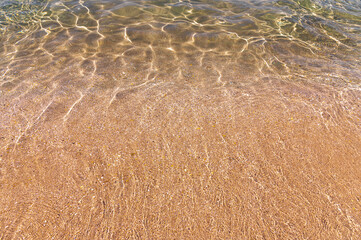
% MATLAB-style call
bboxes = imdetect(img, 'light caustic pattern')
[0,0,361,239]
[0,0,360,88]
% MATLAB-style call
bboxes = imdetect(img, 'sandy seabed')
[1,0,361,238]
[0,69,361,239]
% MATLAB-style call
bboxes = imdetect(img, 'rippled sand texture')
[1,0,361,239]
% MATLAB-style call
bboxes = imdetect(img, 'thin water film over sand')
[0,0,361,239]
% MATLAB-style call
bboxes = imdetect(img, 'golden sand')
[1,75,361,238]
[1,0,361,238]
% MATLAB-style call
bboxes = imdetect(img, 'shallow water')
[1,0,360,87]
[1,0,361,239]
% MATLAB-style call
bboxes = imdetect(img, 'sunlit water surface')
[1,0,360,86]
[1,0,361,239]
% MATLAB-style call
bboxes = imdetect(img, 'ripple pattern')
[1,1,361,239]
[0,0,360,91]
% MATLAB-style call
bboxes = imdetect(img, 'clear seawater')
[0,0,360,88]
